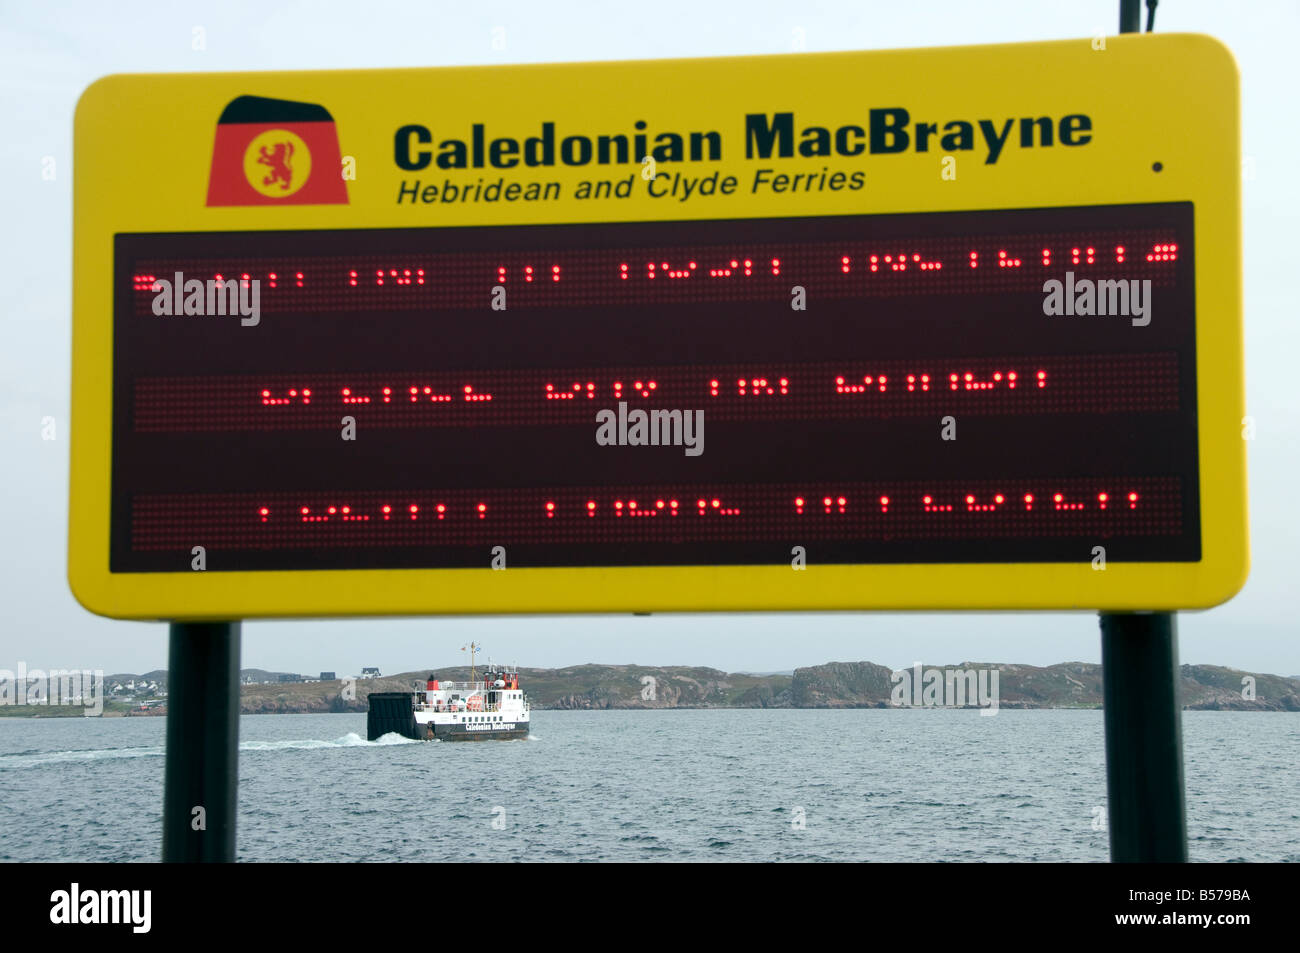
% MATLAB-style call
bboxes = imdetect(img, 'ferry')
[367,664,530,742]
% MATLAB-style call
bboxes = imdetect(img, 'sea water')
[0,709,1295,862]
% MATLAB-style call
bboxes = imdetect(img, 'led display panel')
[113,203,1196,572]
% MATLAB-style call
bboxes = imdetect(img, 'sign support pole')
[1099,612,1188,862]
[1097,0,1188,869]
[1119,0,1142,35]
[161,621,241,862]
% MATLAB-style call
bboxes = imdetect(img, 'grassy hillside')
[7,661,1297,716]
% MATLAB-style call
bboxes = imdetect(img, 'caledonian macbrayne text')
[393,110,1094,171]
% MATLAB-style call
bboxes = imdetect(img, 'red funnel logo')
[206,95,348,206]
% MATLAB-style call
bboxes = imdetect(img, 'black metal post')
[162,622,241,862]
[1099,612,1188,862]
[1098,0,1185,867]
[1119,0,1141,34]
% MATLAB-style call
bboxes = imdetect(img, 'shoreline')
[7,703,1300,718]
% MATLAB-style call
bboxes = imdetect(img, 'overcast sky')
[1,0,1296,678]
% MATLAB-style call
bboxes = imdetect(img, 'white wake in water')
[0,732,418,767]
[0,745,168,767]
[240,731,419,751]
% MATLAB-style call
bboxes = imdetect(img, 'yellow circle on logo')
[243,129,312,198]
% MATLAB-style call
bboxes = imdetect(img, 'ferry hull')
[427,722,529,742]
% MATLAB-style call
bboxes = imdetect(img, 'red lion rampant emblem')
[257,141,294,190]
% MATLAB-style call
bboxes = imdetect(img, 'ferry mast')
[462,641,482,682]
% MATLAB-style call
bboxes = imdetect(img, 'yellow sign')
[70,34,1246,619]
